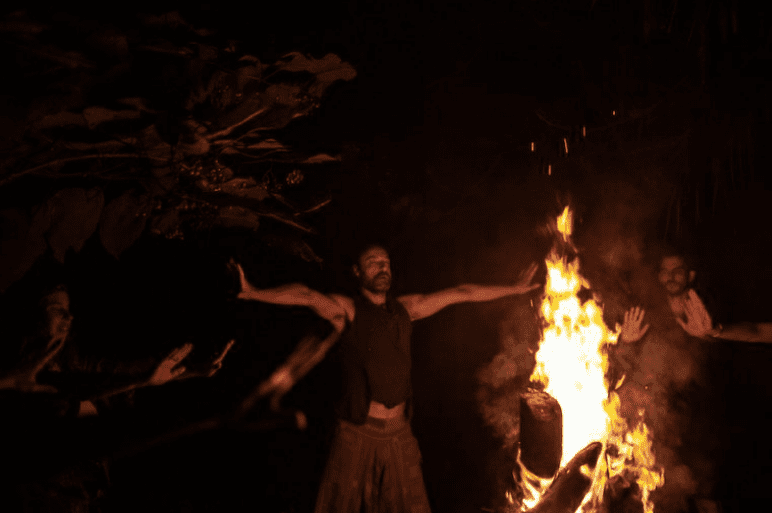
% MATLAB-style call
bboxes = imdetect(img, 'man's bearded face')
[658,256,693,296]
[356,247,392,293]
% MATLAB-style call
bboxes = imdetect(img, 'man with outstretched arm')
[618,251,716,344]
[235,244,539,513]
[615,249,729,513]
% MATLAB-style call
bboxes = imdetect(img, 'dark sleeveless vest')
[335,293,413,424]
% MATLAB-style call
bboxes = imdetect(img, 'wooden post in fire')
[527,442,604,513]
[519,388,562,478]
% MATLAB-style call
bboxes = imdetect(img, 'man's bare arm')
[234,262,349,331]
[712,322,772,343]
[398,263,540,321]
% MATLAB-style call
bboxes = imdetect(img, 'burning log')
[600,472,645,513]
[527,441,603,513]
[519,388,562,478]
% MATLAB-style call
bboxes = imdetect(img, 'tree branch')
[0,153,167,187]
[259,211,315,233]
[205,106,269,142]
[295,197,331,216]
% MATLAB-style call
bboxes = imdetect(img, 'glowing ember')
[518,206,663,513]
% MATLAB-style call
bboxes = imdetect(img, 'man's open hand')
[148,343,193,386]
[0,338,64,393]
[676,289,714,338]
[620,306,650,343]
[186,339,235,379]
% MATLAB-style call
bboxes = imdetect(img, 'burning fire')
[517,206,663,513]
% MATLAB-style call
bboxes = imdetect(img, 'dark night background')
[1,1,772,512]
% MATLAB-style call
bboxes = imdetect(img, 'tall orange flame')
[519,206,663,513]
